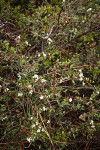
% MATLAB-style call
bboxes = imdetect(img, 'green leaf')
[43,60,52,66]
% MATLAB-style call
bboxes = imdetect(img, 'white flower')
[69,98,72,102]
[79,77,83,81]
[90,120,94,125]
[15,35,20,40]
[79,69,84,81]
[28,85,32,88]
[82,82,85,86]
[87,8,92,12]
[0,85,2,88]
[39,126,42,129]
[90,120,95,129]
[27,137,32,143]
[18,92,23,97]
[17,35,20,39]
[4,88,9,92]
[40,95,44,100]
[30,116,33,120]
[17,73,21,80]
[46,95,50,98]
[63,0,65,2]
[38,53,41,57]
[60,79,63,83]
[96,91,99,94]
[82,20,85,23]
[31,124,35,128]
[15,35,21,43]
[79,69,82,72]
[32,74,39,81]
[41,79,47,83]
[47,38,52,44]
[37,129,41,133]
[86,78,89,81]
[42,52,46,57]
[29,89,33,95]
[47,120,50,124]
[79,72,84,78]
[33,74,38,79]
[42,128,45,132]
[43,106,47,111]
[25,41,29,45]
[36,121,38,125]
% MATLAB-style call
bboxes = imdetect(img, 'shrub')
[0,0,99,149]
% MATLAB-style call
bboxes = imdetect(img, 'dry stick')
[58,85,94,90]
[38,24,56,51]
[38,112,55,149]
[41,24,56,40]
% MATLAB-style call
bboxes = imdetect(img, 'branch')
[39,24,56,40]
[57,6,64,25]
[61,86,94,91]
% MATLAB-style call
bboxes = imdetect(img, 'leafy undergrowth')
[0,0,100,150]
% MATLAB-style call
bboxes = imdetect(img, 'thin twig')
[60,86,94,90]
[38,112,55,149]
[40,24,56,40]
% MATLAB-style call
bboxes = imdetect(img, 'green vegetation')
[0,0,100,149]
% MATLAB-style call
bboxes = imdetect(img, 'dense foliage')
[0,0,100,149]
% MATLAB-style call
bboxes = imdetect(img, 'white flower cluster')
[18,92,23,97]
[47,38,52,45]
[31,121,45,133]
[28,84,33,95]
[31,121,39,128]
[4,88,9,92]
[1,116,7,121]
[32,74,39,82]
[42,106,47,111]
[37,126,46,133]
